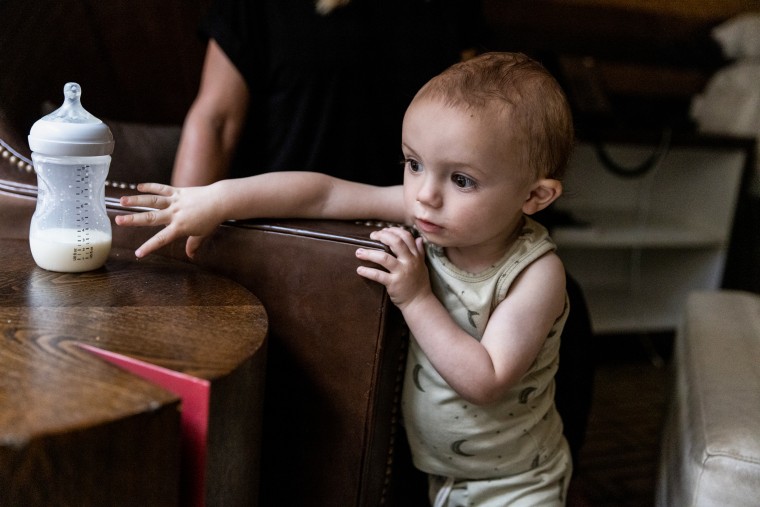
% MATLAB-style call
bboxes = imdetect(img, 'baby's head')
[411,52,574,182]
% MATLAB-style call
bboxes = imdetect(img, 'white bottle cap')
[28,82,114,156]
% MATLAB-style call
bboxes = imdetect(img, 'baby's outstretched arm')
[116,172,405,258]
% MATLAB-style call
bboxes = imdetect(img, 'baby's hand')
[355,227,431,308]
[115,183,224,258]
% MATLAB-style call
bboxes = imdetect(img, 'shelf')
[553,208,725,248]
[554,224,724,249]
[580,286,690,334]
[566,251,727,333]
[553,137,749,334]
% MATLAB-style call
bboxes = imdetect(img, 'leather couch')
[0,1,593,504]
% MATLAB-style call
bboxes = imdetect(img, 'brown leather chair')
[1,113,412,507]
[0,156,411,507]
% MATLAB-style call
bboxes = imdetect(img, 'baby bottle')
[27,83,114,272]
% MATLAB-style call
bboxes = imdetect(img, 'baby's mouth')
[415,218,442,234]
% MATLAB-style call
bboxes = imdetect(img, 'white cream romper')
[402,217,572,506]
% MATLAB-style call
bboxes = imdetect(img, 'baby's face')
[400,97,534,261]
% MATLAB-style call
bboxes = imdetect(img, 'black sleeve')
[199,0,261,86]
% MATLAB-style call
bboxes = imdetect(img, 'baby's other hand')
[355,227,430,308]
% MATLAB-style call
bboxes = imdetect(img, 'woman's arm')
[171,40,250,187]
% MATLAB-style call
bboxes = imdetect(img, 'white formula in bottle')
[29,228,112,272]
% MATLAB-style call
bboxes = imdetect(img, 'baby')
[117,51,575,506]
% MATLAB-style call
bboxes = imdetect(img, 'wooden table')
[0,238,268,507]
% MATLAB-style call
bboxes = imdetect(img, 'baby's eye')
[406,159,423,173]
[452,173,476,189]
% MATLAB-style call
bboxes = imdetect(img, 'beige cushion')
[657,290,760,506]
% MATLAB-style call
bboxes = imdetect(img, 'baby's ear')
[522,179,563,215]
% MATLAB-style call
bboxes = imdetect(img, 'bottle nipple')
[45,82,97,124]
[64,82,80,101]
[29,82,114,156]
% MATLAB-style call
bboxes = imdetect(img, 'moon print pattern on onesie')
[401,217,569,479]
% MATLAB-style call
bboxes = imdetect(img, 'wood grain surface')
[0,238,268,506]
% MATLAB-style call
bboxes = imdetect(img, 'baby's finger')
[185,235,207,259]
[119,183,177,208]
[415,236,425,256]
[371,227,418,258]
[119,193,171,209]
[115,209,168,227]
[134,226,179,259]
[355,247,395,271]
[387,227,419,253]
[136,182,176,195]
[356,264,391,287]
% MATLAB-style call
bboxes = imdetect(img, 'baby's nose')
[417,178,442,207]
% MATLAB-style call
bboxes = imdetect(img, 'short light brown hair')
[413,52,574,180]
